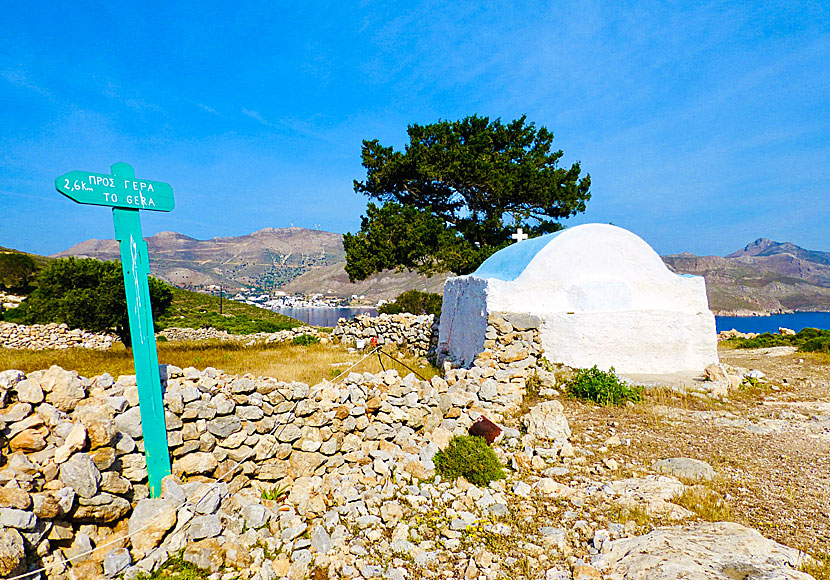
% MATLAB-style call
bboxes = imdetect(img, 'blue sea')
[715,312,830,334]
[272,307,377,327]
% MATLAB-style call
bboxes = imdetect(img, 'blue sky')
[1,1,827,257]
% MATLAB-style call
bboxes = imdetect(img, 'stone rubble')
[0,312,813,580]
[332,314,438,358]
[0,322,118,351]
[157,326,329,345]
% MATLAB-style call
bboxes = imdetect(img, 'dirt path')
[562,346,830,556]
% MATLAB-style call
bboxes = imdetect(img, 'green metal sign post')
[56,163,174,497]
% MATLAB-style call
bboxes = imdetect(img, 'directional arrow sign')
[54,162,174,497]
[55,169,175,212]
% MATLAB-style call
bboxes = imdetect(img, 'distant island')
[38,230,830,315]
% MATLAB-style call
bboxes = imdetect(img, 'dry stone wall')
[0,323,331,351]
[0,323,808,580]
[332,313,437,358]
[158,326,328,344]
[0,322,118,351]
[0,351,542,579]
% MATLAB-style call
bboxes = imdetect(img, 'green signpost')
[56,163,174,497]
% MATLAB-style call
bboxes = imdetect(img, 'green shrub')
[19,257,173,347]
[0,252,36,291]
[801,336,830,353]
[133,552,209,580]
[378,289,443,317]
[729,328,829,354]
[565,365,642,406]
[292,334,320,346]
[433,435,505,487]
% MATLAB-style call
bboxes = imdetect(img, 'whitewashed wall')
[438,224,718,374]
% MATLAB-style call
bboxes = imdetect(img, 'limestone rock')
[0,527,25,577]
[114,407,143,439]
[43,366,87,411]
[32,492,61,519]
[573,565,603,580]
[60,453,102,499]
[0,369,26,390]
[55,422,88,463]
[10,428,47,452]
[0,508,36,529]
[207,416,242,438]
[592,521,814,579]
[182,538,225,573]
[103,548,132,577]
[287,451,325,478]
[653,457,715,482]
[129,498,178,558]
[73,493,131,522]
[120,453,148,482]
[0,488,31,510]
[15,379,44,404]
[100,472,132,496]
[188,514,222,540]
[522,401,571,441]
[173,452,218,478]
[76,403,116,449]
[609,476,692,520]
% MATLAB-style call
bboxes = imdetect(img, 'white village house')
[438,223,718,375]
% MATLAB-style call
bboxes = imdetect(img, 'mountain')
[54,227,450,301]
[54,227,344,291]
[55,229,829,312]
[663,238,830,315]
[283,263,451,302]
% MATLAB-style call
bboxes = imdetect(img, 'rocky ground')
[561,346,830,559]
[1,344,828,580]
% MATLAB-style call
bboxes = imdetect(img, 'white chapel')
[437,223,718,374]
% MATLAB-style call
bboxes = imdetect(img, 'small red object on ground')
[468,416,501,445]
[370,336,377,347]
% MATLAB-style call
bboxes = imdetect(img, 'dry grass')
[672,486,733,522]
[609,503,652,530]
[0,341,439,384]
[564,345,830,557]
[801,554,830,580]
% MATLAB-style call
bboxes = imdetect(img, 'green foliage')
[565,365,643,406]
[433,435,506,487]
[292,334,320,346]
[261,483,291,501]
[133,552,209,580]
[0,252,37,291]
[157,286,299,334]
[17,258,173,347]
[378,289,443,317]
[345,115,591,279]
[728,328,830,353]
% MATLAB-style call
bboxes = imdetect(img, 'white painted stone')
[439,224,718,374]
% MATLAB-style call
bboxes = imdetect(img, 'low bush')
[433,435,505,487]
[728,328,829,353]
[292,334,320,346]
[378,289,443,317]
[565,365,642,406]
[672,486,732,522]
